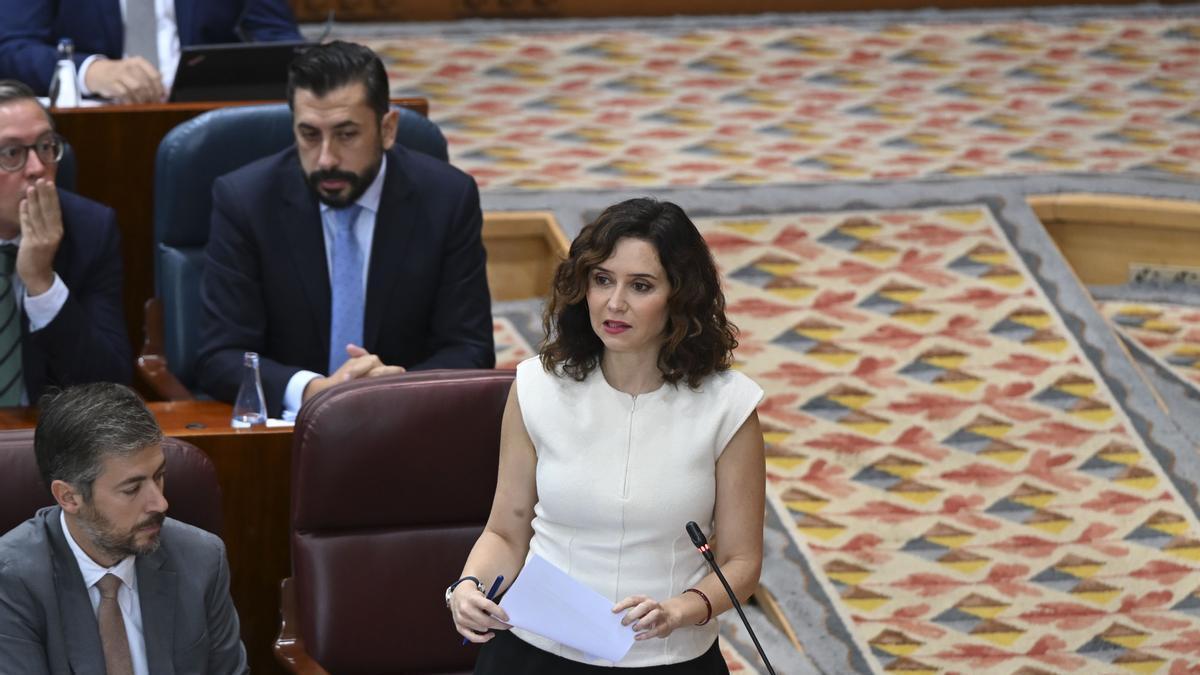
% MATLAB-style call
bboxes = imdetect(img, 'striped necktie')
[124,0,159,68]
[328,205,364,375]
[0,244,23,406]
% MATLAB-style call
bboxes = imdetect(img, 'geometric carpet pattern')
[368,15,1200,190]
[1100,300,1200,394]
[698,206,1200,674]
[492,315,536,369]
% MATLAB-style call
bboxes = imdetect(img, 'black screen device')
[169,40,308,103]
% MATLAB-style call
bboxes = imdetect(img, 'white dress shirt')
[77,0,182,96]
[282,155,388,416]
[60,509,149,675]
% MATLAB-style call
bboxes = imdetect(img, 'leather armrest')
[137,297,194,401]
[274,577,330,675]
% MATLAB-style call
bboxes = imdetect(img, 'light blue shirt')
[282,155,388,416]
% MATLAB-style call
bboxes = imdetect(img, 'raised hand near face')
[17,178,62,297]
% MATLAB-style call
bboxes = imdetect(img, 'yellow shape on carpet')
[721,219,770,236]
[826,560,872,587]
[937,209,985,225]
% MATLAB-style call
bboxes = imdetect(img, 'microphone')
[315,11,335,44]
[686,521,776,675]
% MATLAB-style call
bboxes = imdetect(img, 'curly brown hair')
[540,198,738,388]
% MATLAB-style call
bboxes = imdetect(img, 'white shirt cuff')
[25,274,68,332]
[76,54,105,97]
[284,370,322,417]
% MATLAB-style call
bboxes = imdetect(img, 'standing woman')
[449,198,765,673]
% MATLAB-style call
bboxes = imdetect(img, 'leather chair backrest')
[153,103,448,389]
[0,430,223,537]
[291,369,513,674]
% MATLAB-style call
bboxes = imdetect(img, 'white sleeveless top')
[512,357,764,667]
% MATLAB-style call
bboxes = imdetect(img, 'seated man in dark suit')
[0,0,301,103]
[0,383,248,674]
[0,80,129,405]
[198,41,494,418]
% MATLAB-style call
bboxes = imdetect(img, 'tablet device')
[169,41,309,103]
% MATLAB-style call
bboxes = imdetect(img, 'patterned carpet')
[360,12,1200,191]
[713,205,1200,674]
[1100,300,1200,394]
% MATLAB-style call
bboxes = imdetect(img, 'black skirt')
[474,629,730,674]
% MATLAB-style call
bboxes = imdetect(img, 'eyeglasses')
[0,133,65,173]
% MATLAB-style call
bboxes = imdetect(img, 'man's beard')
[77,502,166,560]
[306,154,383,208]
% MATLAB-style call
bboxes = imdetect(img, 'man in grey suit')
[0,383,247,674]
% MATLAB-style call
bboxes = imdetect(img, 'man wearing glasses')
[0,80,130,405]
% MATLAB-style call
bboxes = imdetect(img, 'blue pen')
[463,575,505,646]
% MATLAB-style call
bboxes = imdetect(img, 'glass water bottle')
[49,39,80,108]
[231,352,267,428]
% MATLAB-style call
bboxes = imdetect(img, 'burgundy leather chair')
[0,429,223,537]
[277,369,514,675]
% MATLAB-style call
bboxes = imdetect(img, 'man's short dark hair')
[0,79,54,129]
[286,41,389,121]
[35,383,163,501]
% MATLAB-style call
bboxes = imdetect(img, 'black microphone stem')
[686,522,776,675]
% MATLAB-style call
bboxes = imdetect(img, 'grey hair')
[35,383,163,501]
[0,79,54,129]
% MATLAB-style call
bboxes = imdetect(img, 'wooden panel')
[483,211,569,301]
[1028,194,1200,286]
[133,402,295,675]
[52,98,428,386]
[291,0,1190,22]
[0,401,292,675]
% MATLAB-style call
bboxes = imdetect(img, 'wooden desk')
[0,400,293,675]
[50,98,429,372]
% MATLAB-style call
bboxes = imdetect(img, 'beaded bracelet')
[683,587,712,626]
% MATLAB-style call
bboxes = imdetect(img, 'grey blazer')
[0,506,248,675]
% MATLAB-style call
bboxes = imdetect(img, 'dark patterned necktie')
[0,244,23,406]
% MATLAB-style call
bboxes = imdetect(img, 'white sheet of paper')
[499,554,636,662]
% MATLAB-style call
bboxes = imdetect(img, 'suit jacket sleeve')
[0,0,98,95]
[0,559,52,675]
[30,203,132,387]
[205,540,248,674]
[410,175,495,371]
[238,0,303,42]
[197,176,299,413]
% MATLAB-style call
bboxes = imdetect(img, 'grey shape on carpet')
[759,503,863,675]
[1118,334,1200,446]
